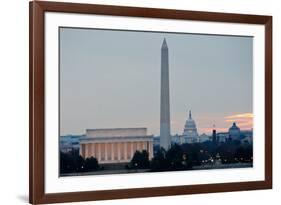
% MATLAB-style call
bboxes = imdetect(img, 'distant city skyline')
[60,27,253,136]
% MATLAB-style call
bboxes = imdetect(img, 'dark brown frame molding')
[29,1,272,204]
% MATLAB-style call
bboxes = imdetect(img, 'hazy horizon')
[59,27,253,136]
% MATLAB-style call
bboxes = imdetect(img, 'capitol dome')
[182,110,199,143]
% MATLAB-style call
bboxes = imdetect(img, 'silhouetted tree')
[166,144,185,170]
[130,150,150,169]
[150,147,168,171]
[60,150,84,173]
[84,157,99,172]
[60,150,99,174]
[150,145,193,171]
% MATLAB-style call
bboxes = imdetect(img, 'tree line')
[60,139,253,174]
[127,139,253,172]
[60,150,99,174]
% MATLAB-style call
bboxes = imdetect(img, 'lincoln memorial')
[79,128,154,164]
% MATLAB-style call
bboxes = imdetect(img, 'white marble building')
[79,128,153,164]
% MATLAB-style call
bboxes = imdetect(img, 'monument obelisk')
[160,38,171,150]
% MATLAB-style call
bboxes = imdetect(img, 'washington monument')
[160,38,171,150]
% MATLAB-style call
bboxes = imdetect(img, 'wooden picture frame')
[29,1,272,204]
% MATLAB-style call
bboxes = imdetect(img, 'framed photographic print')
[29,1,272,204]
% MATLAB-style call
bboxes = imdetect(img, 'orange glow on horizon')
[200,127,228,134]
[198,112,253,135]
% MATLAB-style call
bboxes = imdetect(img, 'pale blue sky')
[59,27,253,136]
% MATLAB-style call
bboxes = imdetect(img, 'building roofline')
[80,135,154,142]
[86,127,147,131]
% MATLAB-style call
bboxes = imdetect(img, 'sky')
[59,27,253,136]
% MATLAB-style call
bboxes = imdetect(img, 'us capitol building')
[177,110,252,144]
[182,110,199,143]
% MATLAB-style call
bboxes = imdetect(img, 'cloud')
[225,113,253,119]
[224,112,253,130]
